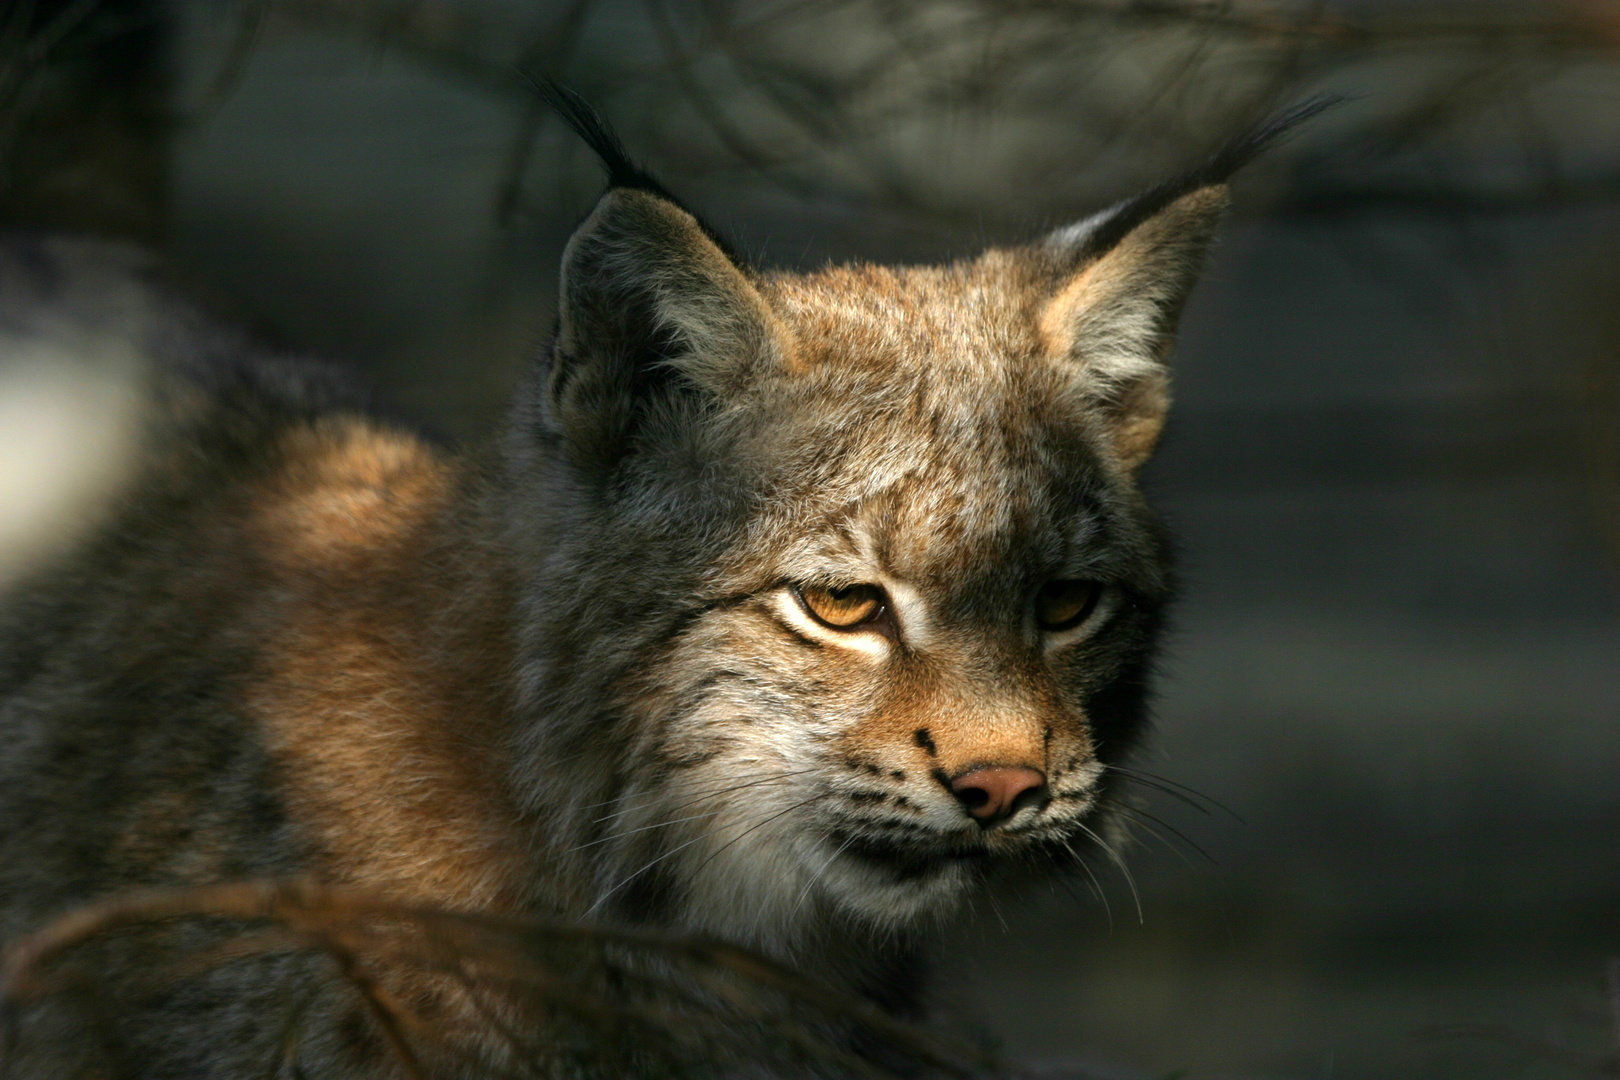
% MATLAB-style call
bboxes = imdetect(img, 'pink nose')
[950,766,1047,824]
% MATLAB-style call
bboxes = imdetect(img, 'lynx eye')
[796,583,886,630]
[1035,580,1102,632]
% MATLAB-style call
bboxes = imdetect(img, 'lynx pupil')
[799,584,885,629]
[1036,580,1101,631]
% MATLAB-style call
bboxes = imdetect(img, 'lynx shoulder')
[0,97,1328,1075]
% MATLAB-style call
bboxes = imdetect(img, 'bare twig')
[316,930,431,1080]
[191,0,271,121]
[0,879,999,1080]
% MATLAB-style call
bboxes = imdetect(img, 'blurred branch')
[0,879,1002,1080]
[192,0,271,121]
[194,0,1620,230]
[494,0,595,223]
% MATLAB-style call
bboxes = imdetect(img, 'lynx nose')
[950,766,1047,825]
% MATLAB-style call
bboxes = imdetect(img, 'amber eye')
[1035,580,1102,632]
[796,583,886,629]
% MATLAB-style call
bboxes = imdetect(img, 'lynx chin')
[0,87,1330,1075]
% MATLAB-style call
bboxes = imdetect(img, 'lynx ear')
[547,188,784,464]
[1036,95,1336,468]
[1038,184,1227,469]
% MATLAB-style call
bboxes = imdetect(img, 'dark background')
[2,2,1617,1077]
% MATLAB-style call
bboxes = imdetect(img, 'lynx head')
[506,88,1328,958]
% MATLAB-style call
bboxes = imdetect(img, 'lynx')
[0,89,1326,1076]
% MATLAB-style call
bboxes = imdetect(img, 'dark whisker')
[1100,802,1202,867]
[1102,769,1213,817]
[1100,797,1219,867]
[1104,764,1245,823]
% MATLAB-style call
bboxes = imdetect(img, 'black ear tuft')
[526,74,744,264]
[527,75,680,202]
[1075,94,1340,260]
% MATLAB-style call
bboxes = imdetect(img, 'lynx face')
[497,89,1330,958]
[643,264,1176,936]
[509,178,1222,952]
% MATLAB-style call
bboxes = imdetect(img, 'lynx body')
[0,97,1321,1076]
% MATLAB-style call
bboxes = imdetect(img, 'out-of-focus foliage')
[186,0,1620,221]
[164,0,1620,567]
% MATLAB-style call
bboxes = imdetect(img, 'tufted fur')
[0,98,1324,1075]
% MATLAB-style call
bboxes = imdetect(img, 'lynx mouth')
[832,832,994,882]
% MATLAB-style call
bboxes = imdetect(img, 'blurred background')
[1,1,1617,1077]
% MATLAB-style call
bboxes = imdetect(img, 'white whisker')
[1074,821,1143,924]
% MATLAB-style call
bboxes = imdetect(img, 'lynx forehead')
[0,86,1329,1075]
